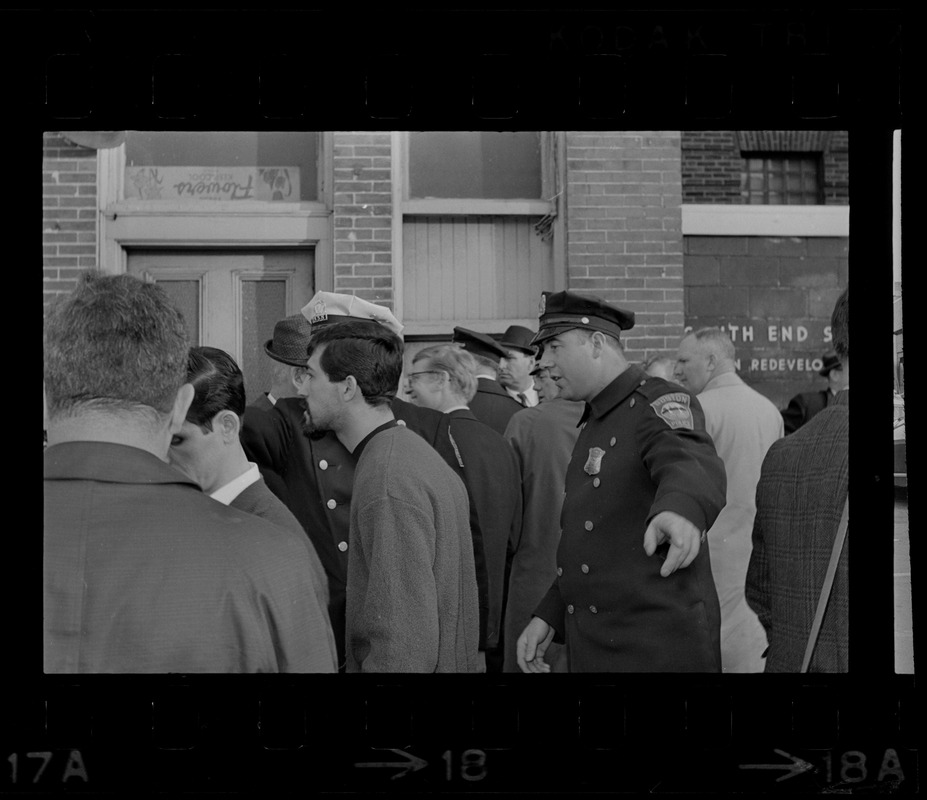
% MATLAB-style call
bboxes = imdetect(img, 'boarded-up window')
[401,132,559,329]
[403,216,553,323]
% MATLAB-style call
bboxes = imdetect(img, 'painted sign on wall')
[124,167,299,201]
[684,320,835,375]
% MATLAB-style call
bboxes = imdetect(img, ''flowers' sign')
[125,167,299,201]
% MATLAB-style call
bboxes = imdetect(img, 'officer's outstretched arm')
[643,510,704,577]
[516,617,555,673]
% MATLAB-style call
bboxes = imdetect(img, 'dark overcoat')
[533,365,727,672]
[468,377,524,436]
[444,409,522,653]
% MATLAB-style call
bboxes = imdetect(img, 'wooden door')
[128,248,314,404]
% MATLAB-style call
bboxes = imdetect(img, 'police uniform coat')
[242,396,290,504]
[533,365,727,672]
[240,394,483,671]
[502,398,585,672]
[697,372,783,672]
[781,389,833,434]
[468,377,524,436]
[444,408,522,654]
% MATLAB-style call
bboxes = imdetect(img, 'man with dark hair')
[302,321,482,672]
[452,327,524,434]
[517,290,727,673]
[780,351,849,435]
[44,272,335,673]
[497,325,540,407]
[240,291,472,671]
[747,286,849,672]
[169,346,334,661]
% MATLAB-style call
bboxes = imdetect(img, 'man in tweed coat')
[746,287,849,672]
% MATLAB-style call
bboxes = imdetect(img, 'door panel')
[128,248,314,404]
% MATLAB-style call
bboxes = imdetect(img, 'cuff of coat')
[532,585,566,645]
[649,492,712,534]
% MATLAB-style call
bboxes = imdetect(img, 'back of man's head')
[186,347,246,432]
[414,344,479,403]
[691,327,736,363]
[44,271,188,429]
[306,319,403,407]
[470,352,500,378]
[831,286,849,361]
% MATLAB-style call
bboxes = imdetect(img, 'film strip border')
[3,679,920,793]
[28,8,904,126]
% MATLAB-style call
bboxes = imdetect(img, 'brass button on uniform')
[557,567,563,576]
[589,605,598,614]
[610,437,617,446]
[337,541,348,552]
[567,604,575,614]
[593,477,601,488]
[581,564,590,574]
[584,520,594,531]
[396,419,407,426]
[629,398,636,408]
[319,460,328,470]
[327,499,337,509]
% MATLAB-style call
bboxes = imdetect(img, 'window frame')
[97,132,334,293]
[740,152,825,205]
[392,131,567,334]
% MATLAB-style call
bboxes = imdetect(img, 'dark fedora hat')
[452,326,508,363]
[819,351,842,376]
[499,325,538,355]
[264,313,314,367]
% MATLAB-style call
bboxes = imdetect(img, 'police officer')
[516,291,727,673]
[451,327,524,435]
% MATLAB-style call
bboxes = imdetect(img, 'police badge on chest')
[584,447,606,475]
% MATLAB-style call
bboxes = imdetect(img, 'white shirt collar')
[443,404,470,413]
[210,462,261,506]
[506,385,539,406]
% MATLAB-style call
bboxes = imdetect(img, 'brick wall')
[680,130,741,204]
[332,132,394,308]
[43,133,98,306]
[681,130,850,205]
[565,131,685,363]
[683,235,848,409]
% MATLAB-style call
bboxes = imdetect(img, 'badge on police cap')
[308,299,328,325]
[538,292,547,315]
[650,393,694,430]
[584,446,606,475]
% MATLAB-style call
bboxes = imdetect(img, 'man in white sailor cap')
[241,291,482,671]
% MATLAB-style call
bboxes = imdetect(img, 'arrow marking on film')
[739,749,814,782]
[354,748,428,780]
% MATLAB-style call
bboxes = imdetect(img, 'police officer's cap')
[452,327,508,363]
[531,291,635,346]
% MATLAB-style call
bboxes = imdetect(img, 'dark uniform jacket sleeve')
[636,382,727,533]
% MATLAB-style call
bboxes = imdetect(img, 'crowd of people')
[43,271,849,674]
